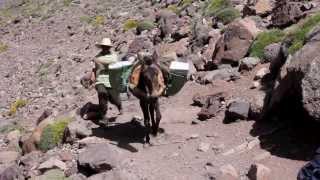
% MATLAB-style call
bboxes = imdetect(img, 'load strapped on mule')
[108,51,190,97]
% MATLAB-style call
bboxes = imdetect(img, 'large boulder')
[196,93,225,120]
[78,144,122,175]
[213,18,261,66]
[0,163,24,180]
[127,36,154,55]
[225,99,251,121]
[263,27,320,121]
[34,169,67,180]
[202,30,222,65]
[0,151,20,164]
[239,57,261,72]
[191,20,211,49]
[271,0,314,28]
[243,0,275,16]
[263,42,281,63]
[156,10,179,38]
[198,68,240,84]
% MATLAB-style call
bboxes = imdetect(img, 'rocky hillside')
[1,0,320,179]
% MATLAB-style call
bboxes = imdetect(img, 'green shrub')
[137,20,155,33]
[214,7,240,24]
[9,99,27,116]
[167,5,179,14]
[0,124,24,134]
[165,0,193,15]
[93,15,105,26]
[204,0,231,16]
[0,42,8,54]
[63,0,73,6]
[286,13,320,54]
[249,29,285,58]
[123,19,138,31]
[79,16,92,24]
[38,117,72,151]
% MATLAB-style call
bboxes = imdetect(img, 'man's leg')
[96,85,109,118]
[107,89,123,114]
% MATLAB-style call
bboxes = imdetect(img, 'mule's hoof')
[143,142,153,148]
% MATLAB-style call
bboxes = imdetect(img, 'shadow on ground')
[91,120,146,153]
[250,116,320,161]
[79,102,146,153]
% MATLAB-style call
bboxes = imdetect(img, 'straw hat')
[96,38,113,47]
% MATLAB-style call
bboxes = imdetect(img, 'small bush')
[214,7,240,24]
[137,20,155,33]
[0,42,8,54]
[79,16,92,24]
[286,13,320,54]
[204,0,231,16]
[63,0,73,6]
[0,124,24,134]
[123,19,138,31]
[249,29,285,58]
[38,117,72,151]
[167,5,179,14]
[93,15,105,26]
[9,99,27,116]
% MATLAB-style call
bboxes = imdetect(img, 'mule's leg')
[149,101,157,135]
[140,100,151,144]
[154,99,162,136]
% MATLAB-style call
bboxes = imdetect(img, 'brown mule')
[129,60,165,144]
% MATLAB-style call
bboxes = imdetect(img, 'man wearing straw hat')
[83,38,123,119]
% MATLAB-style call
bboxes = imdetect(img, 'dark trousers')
[96,84,122,116]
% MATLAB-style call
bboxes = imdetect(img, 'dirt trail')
[90,79,307,180]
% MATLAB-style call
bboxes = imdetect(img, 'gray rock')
[307,25,320,42]
[0,163,24,180]
[200,68,240,84]
[198,142,211,152]
[19,151,44,170]
[35,169,66,180]
[87,169,139,180]
[248,163,271,180]
[64,118,97,142]
[78,144,122,174]
[156,10,178,38]
[216,164,239,180]
[202,30,222,62]
[271,0,314,28]
[0,151,19,164]
[263,43,281,63]
[213,18,260,66]
[70,173,87,180]
[254,67,268,80]
[196,93,225,120]
[192,20,211,48]
[239,57,261,71]
[189,54,205,71]
[226,99,250,121]
[6,130,21,151]
[264,28,320,121]
[38,157,67,172]
[127,36,154,55]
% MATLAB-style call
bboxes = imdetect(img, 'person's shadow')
[79,102,146,153]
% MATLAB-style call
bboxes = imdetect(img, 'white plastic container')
[166,61,189,96]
